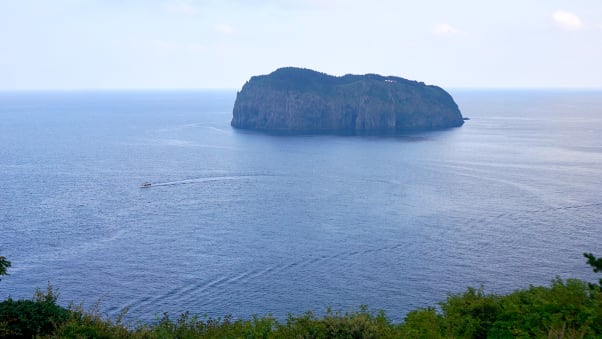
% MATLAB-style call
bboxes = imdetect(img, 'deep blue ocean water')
[1,89,601,322]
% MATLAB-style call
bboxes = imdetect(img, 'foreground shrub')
[55,303,132,339]
[274,307,398,339]
[142,312,277,338]
[1,282,600,338]
[440,287,501,338]
[0,256,10,280]
[398,279,602,338]
[400,307,442,338]
[0,284,69,338]
[489,278,602,338]
[134,308,399,339]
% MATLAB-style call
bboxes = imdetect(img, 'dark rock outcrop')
[231,67,464,134]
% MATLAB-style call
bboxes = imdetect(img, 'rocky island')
[231,67,464,134]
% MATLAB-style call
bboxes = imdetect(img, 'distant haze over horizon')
[2,1,601,91]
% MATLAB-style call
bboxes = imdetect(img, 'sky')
[1,0,601,90]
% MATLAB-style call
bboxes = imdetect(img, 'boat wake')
[140,175,272,188]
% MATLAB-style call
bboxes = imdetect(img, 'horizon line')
[1,86,602,92]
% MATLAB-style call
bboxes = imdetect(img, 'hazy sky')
[1,0,601,90]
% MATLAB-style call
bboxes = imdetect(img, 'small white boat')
[140,182,152,188]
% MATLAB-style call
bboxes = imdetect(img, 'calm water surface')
[1,89,601,322]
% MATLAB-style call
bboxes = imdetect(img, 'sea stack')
[231,67,464,134]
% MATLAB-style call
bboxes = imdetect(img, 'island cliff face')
[231,67,464,134]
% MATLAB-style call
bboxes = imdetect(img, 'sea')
[1,89,601,323]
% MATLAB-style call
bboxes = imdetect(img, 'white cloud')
[432,23,459,37]
[214,23,235,34]
[165,1,198,16]
[552,10,583,30]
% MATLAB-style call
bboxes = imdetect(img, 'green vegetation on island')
[1,254,602,338]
